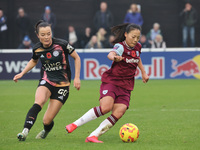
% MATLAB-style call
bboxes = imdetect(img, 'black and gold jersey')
[32,38,75,87]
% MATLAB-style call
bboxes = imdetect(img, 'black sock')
[24,103,41,130]
[44,121,54,132]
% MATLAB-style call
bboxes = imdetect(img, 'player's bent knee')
[101,106,112,114]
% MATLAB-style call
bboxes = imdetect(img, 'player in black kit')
[13,20,81,141]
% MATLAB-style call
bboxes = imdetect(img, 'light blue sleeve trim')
[111,43,124,56]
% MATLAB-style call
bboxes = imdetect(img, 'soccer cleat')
[35,130,49,139]
[65,123,77,133]
[85,136,103,143]
[17,133,27,141]
[17,128,29,141]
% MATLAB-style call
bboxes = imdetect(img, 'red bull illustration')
[170,55,200,79]
[84,57,165,80]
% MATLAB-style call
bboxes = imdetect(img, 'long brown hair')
[111,23,141,44]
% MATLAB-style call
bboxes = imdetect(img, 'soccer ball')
[119,123,139,142]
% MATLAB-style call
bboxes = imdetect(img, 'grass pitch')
[0,79,199,150]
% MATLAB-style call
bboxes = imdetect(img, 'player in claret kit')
[13,20,81,141]
[66,23,149,143]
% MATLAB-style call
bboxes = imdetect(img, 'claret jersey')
[32,38,75,87]
[101,41,142,91]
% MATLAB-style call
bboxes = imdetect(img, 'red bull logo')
[170,55,200,79]
[84,57,165,80]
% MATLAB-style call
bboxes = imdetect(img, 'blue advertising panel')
[0,50,200,80]
[0,52,41,80]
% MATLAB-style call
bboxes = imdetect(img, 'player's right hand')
[114,56,124,62]
[13,73,23,83]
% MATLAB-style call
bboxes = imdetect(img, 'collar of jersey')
[123,41,135,50]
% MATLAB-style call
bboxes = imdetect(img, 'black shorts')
[38,79,69,104]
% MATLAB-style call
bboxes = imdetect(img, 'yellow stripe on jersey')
[35,48,45,53]
[55,81,70,87]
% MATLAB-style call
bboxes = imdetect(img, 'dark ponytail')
[35,20,51,34]
[111,23,142,44]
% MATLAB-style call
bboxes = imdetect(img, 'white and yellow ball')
[119,123,139,142]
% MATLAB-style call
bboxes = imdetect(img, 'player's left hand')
[74,77,81,90]
[142,73,149,83]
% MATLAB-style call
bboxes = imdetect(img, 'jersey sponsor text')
[126,58,139,63]
[43,62,62,71]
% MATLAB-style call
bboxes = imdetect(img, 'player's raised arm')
[108,43,125,62]
[13,59,38,82]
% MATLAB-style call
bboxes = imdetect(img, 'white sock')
[89,114,118,137]
[74,106,103,127]
[89,119,113,137]
[22,128,29,136]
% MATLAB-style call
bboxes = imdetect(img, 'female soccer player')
[13,20,81,141]
[65,23,149,143]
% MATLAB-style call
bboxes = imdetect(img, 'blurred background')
[0,0,200,49]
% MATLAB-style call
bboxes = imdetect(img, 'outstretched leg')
[85,103,127,143]
[66,96,114,133]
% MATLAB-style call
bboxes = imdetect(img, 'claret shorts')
[99,82,131,108]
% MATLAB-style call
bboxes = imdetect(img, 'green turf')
[0,79,199,150]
